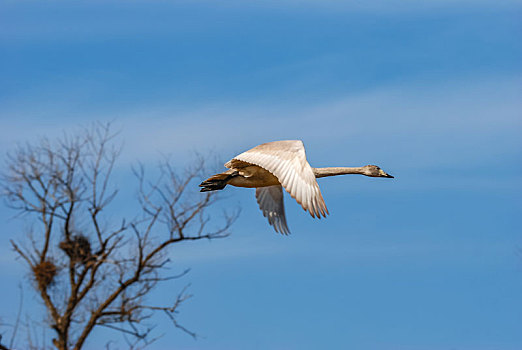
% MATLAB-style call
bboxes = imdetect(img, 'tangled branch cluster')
[1,123,237,350]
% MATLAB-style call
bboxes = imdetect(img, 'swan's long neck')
[312,167,365,178]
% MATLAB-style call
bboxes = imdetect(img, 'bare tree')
[1,123,236,349]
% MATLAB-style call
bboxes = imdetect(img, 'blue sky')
[1,1,521,349]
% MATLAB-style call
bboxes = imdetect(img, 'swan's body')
[200,140,393,234]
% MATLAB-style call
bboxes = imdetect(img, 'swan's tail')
[199,171,238,192]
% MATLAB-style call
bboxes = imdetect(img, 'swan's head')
[362,165,394,178]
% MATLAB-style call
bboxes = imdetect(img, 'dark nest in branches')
[59,235,93,265]
[33,260,57,290]
[2,123,238,349]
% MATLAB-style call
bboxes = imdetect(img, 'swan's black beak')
[379,169,394,178]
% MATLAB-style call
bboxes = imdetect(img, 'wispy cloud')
[167,225,516,266]
[1,0,520,44]
[1,73,520,170]
[215,0,522,14]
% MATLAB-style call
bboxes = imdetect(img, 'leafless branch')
[1,123,236,349]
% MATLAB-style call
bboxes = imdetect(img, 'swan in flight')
[200,140,393,234]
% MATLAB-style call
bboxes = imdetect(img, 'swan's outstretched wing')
[255,185,290,235]
[227,140,328,218]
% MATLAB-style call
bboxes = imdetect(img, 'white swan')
[200,140,393,234]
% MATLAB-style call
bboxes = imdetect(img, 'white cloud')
[102,73,522,169]
[219,0,522,14]
[1,0,520,44]
[1,73,520,172]
[166,224,515,265]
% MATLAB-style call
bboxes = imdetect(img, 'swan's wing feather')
[232,140,328,218]
[255,185,290,235]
